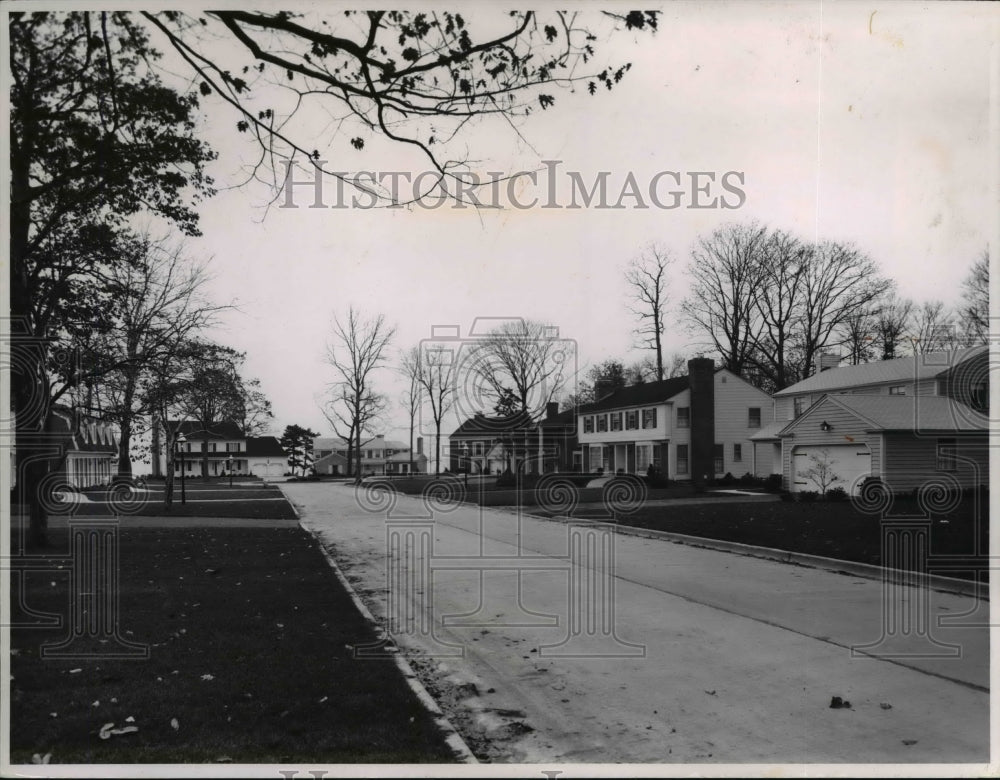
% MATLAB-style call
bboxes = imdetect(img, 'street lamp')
[176,433,187,504]
[226,456,233,487]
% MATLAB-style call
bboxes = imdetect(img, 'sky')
[130,2,997,450]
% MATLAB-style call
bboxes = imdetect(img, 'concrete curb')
[442,500,987,602]
[538,513,989,602]
[298,521,478,764]
[276,485,300,519]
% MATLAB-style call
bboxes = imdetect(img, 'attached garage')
[251,461,284,478]
[791,444,871,494]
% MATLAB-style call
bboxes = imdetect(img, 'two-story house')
[313,434,427,476]
[152,420,286,478]
[756,346,989,494]
[576,358,775,484]
[448,402,579,475]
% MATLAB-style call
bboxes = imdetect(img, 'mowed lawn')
[9,525,457,764]
[549,496,989,579]
[49,482,298,519]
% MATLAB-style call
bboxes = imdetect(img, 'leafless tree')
[625,245,673,381]
[748,230,808,388]
[414,345,458,475]
[141,339,226,507]
[398,347,423,474]
[797,449,843,495]
[323,307,396,482]
[474,319,572,418]
[961,250,990,345]
[682,222,768,377]
[78,231,227,477]
[909,300,961,354]
[875,294,913,360]
[839,308,880,365]
[797,242,892,378]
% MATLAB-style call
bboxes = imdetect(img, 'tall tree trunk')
[202,433,209,478]
[164,444,175,510]
[116,376,137,478]
[434,425,441,475]
[12,144,52,547]
[354,430,363,484]
[654,312,664,381]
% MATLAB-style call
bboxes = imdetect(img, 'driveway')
[285,482,989,764]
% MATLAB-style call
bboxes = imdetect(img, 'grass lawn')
[9,526,457,764]
[378,474,698,507]
[45,483,299,520]
[548,497,989,579]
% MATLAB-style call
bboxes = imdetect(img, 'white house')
[756,346,989,494]
[576,358,775,483]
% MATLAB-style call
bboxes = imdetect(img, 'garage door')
[252,462,284,478]
[792,445,871,494]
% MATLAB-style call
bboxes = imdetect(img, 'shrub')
[825,486,849,502]
[798,490,819,503]
[718,472,736,487]
[496,469,516,488]
[764,474,783,493]
[645,464,669,488]
[779,491,796,502]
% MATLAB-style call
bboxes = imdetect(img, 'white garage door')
[252,462,284,478]
[792,445,871,494]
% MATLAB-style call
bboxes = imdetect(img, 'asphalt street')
[286,482,990,764]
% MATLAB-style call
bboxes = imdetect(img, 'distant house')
[313,434,427,476]
[576,358,775,483]
[757,346,989,494]
[449,410,535,474]
[153,420,287,478]
[313,451,349,476]
[49,406,119,488]
[448,402,578,474]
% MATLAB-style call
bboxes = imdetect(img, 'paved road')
[286,482,989,764]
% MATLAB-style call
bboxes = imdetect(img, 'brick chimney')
[688,358,715,489]
[546,401,559,420]
[593,379,614,402]
[817,353,841,373]
[416,436,423,454]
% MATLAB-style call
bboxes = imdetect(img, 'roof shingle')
[773,346,987,397]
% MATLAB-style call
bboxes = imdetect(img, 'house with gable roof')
[152,420,289,478]
[313,434,427,476]
[753,346,989,494]
[576,358,775,483]
[48,405,119,488]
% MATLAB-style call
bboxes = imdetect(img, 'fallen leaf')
[170,718,180,730]
[880,702,892,710]
[91,700,100,707]
[31,753,51,764]
[69,668,82,674]
[201,673,215,681]
[125,716,135,723]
